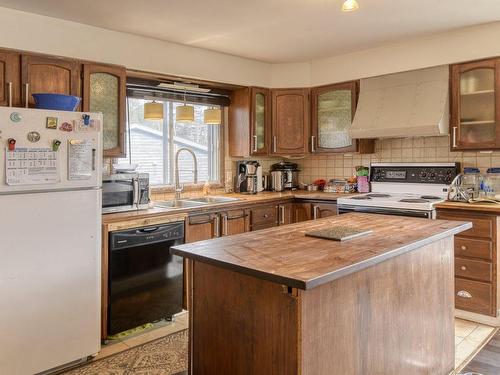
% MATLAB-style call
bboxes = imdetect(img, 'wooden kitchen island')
[171,213,471,375]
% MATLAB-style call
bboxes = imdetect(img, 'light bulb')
[342,0,359,12]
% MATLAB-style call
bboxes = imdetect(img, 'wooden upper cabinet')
[251,87,270,155]
[450,58,500,151]
[228,87,270,157]
[83,63,126,157]
[0,50,20,107]
[271,88,309,155]
[311,81,374,154]
[21,54,80,108]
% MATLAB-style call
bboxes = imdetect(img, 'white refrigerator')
[0,107,102,374]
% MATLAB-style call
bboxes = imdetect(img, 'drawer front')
[437,213,493,239]
[455,278,493,316]
[455,237,493,260]
[455,258,492,282]
[251,205,277,226]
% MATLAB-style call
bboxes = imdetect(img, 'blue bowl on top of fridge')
[32,93,81,111]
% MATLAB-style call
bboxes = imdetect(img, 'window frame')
[123,97,225,188]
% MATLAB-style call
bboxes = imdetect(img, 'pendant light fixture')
[342,0,359,12]
[144,100,163,120]
[203,107,221,125]
[176,90,195,122]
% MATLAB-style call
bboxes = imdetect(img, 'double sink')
[154,196,242,210]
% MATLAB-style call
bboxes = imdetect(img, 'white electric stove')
[337,163,460,219]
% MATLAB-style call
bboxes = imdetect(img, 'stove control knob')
[430,172,436,179]
[420,171,427,178]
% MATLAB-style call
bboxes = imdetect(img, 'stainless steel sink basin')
[187,196,242,204]
[154,199,209,209]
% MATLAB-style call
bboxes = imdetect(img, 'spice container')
[482,167,500,199]
[461,167,482,199]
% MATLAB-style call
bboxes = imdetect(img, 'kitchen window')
[122,97,222,186]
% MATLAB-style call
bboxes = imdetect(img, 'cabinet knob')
[461,245,467,250]
[460,266,467,271]
[457,290,472,299]
[263,214,269,218]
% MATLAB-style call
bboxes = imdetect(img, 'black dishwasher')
[108,221,184,336]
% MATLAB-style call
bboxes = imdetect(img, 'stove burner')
[420,195,441,200]
[399,198,429,203]
[351,196,372,200]
[366,193,391,198]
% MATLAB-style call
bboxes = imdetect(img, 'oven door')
[102,175,138,213]
[338,204,434,219]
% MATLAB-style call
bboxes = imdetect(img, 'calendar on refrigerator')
[5,147,59,185]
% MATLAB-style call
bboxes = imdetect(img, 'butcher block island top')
[171,212,471,290]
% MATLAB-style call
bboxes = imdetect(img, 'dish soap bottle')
[202,180,211,196]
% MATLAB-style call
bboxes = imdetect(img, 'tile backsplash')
[226,136,500,186]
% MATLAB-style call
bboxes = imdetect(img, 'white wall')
[0,7,271,86]
[310,21,500,86]
[269,62,311,88]
[1,7,500,88]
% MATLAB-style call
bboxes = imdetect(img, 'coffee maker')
[235,161,263,194]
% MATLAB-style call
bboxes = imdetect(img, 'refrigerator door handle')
[92,148,96,171]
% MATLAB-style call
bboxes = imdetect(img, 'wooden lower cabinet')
[220,209,250,236]
[185,213,218,243]
[250,203,278,230]
[249,200,339,231]
[437,209,498,316]
[250,202,311,230]
[312,202,338,219]
[292,202,313,222]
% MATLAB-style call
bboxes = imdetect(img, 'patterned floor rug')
[63,329,188,375]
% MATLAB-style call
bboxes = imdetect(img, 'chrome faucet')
[174,148,198,200]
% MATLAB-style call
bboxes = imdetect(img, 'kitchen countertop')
[171,213,471,290]
[102,191,357,224]
[436,200,500,214]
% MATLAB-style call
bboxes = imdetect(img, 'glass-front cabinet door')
[451,58,500,150]
[250,87,269,155]
[83,63,126,157]
[311,81,358,153]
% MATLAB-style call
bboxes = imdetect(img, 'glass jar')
[461,167,482,199]
[482,168,500,199]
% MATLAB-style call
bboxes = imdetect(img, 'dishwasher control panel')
[110,221,184,250]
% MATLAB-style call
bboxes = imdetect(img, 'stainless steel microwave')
[102,173,150,214]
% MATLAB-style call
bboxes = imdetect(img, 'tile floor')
[95,311,189,361]
[92,315,495,374]
[453,318,497,374]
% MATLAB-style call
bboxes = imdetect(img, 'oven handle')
[338,205,432,219]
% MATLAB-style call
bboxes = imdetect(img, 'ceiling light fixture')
[203,107,221,125]
[144,100,163,120]
[176,91,195,122]
[342,0,359,12]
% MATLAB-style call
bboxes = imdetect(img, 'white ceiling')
[0,0,499,63]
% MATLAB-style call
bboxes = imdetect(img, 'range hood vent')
[350,65,449,139]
